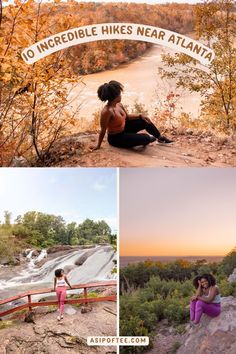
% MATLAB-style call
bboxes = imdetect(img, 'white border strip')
[117,167,120,354]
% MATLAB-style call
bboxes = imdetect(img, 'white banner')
[21,23,215,66]
[87,336,149,346]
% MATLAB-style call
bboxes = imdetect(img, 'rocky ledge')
[0,301,117,354]
[148,296,236,354]
[178,296,236,354]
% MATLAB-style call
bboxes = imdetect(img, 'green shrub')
[0,321,15,330]
[218,278,236,297]
[120,259,236,349]
[163,297,189,324]
[0,229,21,264]
[120,316,149,354]
[221,248,236,276]
[137,302,158,331]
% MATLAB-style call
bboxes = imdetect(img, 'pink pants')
[190,299,221,324]
[56,286,67,314]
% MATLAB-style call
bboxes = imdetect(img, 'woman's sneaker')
[157,136,174,144]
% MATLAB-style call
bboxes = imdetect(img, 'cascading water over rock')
[0,245,116,297]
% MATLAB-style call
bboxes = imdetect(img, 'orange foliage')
[0,1,195,165]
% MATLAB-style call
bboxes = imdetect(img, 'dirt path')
[46,132,236,167]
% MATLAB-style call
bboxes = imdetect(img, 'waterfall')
[0,245,116,292]
[26,249,47,270]
[35,249,47,263]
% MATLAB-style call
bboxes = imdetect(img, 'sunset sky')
[120,169,236,257]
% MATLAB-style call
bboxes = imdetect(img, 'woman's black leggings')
[107,118,161,148]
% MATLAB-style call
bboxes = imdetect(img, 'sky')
[120,169,236,257]
[0,168,117,232]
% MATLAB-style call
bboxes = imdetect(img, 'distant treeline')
[66,2,194,74]
[31,2,195,74]
[120,250,236,293]
[0,211,116,263]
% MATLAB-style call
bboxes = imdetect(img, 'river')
[69,45,202,120]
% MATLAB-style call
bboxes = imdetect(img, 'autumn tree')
[0,0,82,166]
[159,0,236,133]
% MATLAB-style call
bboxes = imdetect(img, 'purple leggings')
[190,300,221,323]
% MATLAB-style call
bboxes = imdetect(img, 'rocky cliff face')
[177,296,236,354]
[148,296,236,354]
[41,131,236,168]
[0,301,116,354]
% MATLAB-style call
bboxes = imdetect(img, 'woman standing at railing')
[54,268,73,321]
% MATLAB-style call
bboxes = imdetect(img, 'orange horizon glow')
[120,241,229,257]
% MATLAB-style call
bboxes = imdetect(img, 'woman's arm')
[191,281,202,300]
[195,281,202,297]
[121,104,151,122]
[94,110,112,150]
[65,275,73,289]
[120,104,140,120]
[126,113,142,120]
[197,286,218,303]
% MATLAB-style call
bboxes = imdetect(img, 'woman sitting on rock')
[190,273,221,325]
[54,268,73,321]
[94,80,173,150]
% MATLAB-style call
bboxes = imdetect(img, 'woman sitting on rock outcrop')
[190,274,221,325]
[94,80,173,150]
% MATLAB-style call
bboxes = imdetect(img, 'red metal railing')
[0,280,116,318]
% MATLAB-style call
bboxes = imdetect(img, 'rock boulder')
[177,296,236,354]
[47,245,75,254]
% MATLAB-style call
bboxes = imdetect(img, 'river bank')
[42,129,236,167]
[70,45,201,121]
